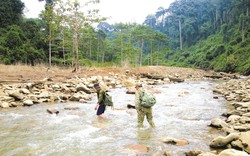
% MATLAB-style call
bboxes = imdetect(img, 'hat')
[94,83,100,88]
[135,82,142,87]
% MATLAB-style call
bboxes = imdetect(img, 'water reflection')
[137,128,154,141]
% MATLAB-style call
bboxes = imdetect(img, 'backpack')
[141,90,156,108]
[103,92,114,108]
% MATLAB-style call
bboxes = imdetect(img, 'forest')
[0,0,249,75]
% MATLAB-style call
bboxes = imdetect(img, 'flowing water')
[0,81,228,156]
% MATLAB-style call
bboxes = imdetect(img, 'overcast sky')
[22,0,175,24]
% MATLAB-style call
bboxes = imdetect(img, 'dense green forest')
[0,0,249,75]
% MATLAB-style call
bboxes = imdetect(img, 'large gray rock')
[218,149,249,156]
[0,102,10,108]
[23,100,33,106]
[47,108,59,114]
[210,133,240,148]
[209,118,229,129]
[8,91,24,101]
[232,131,250,154]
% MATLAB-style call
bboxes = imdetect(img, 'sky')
[22,0,175,24]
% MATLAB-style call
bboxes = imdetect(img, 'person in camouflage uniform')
[135,82,155,128]
[94,83,106,119]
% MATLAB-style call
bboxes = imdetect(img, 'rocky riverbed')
[0,65,249,156]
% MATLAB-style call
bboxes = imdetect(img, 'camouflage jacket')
[135,88,145,109]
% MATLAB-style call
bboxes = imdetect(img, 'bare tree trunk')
[74,30,79,70]
[102,42,105,62]
[49,26,52,68]
[140,39,144,66]
[150,40,153,65]
[97,38,99,62]
[178,19,182,50]
[88,38,92,59]
[62,32,65,65]
[72,41,75,67]
[120,36,123,66]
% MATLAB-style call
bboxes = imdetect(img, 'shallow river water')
[0,81,228,156]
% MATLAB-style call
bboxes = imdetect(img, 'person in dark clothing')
[94,83,106,119]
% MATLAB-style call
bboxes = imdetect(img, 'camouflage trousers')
[137,107,155,128]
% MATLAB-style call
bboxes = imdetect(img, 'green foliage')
[0,0,24,28]
[146,0,250,75]
[0,0,249,75]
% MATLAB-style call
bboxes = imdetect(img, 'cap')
[135,82,142,87]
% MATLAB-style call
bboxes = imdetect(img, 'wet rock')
[218,149,249,156]
[231,132,250,153]
[1,96,15,102]
[127,104,135,109]
[232,102,250,109]
[47,108,59,114]
[233,125,250,131]
[69,92,90,101]
[222,110,244,117]
[160,138,189,146]
[226,115,241,123]
[51,84,61,91]
[79,99,86,103]
[213,89,224,94]
[0,102,10,108]
[23,100,33,106]
[204,74,223,79]
[8,91,23,101]
[185,150,203,156]
[64,106,79,110]
[209,118,229,129]
[19,88,30,94]
[168,76,184,83]
[76,84,91,94]
[209,133,240,148]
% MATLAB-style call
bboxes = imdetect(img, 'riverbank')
[0,64,238,108]
[0,64,249,155]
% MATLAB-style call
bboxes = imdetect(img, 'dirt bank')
[0,65,236,84]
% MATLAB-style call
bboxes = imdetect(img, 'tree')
[41,0,56,68]
[64,0,105,71]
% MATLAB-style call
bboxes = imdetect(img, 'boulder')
[19,88,30,94]
[0,102,10,108]
[209,118,229,129]
[23,100,33,106]
[231,132,250,153]
[218,149,249,156]
[209,133,240,148]
[47,108,59,114]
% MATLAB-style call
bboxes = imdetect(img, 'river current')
[0,81,228,156]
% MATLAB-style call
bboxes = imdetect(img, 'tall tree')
[41,0,56,68]
[64,0,104,71]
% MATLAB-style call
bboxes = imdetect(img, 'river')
[0,81,228,156]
